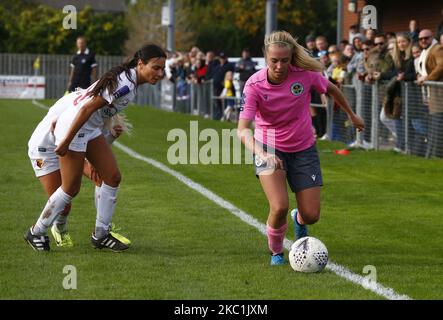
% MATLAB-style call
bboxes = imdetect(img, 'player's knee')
[270,203,289,216]
[302,210,320,225]
[105,171,121,187]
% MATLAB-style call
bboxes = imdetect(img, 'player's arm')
[55,96,108,157]
[326,81,365,131]
[237,119,283,169]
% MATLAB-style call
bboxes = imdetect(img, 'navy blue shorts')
[254,143,323,193]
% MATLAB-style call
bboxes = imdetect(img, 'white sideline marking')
[31,99,412,300]
[32,99,50,110]
[113,142,412,300]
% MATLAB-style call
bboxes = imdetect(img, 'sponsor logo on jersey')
[291,82,304,96]
[38,147,47,152]
[78,133,85,138]
[113,85,130,99]
[264,94,268,100]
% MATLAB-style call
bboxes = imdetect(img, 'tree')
[124,0,195,55]
[186,0,337,56]
[0,1,128,55]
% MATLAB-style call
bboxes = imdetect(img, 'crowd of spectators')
[163,19,443,157]
[305,20,443,157]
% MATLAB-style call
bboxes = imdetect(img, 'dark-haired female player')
[24,44,166,252]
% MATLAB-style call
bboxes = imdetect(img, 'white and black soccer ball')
[289,236,328,273]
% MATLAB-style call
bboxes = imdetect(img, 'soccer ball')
[289,236,328,273]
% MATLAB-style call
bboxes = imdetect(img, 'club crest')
[291,82,304,96]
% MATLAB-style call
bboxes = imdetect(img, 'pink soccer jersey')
[239,65,329,153]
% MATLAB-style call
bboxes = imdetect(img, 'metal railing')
[323,80,443,158]
[0,53,160,106]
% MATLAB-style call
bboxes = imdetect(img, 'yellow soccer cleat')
[51,225,74,247]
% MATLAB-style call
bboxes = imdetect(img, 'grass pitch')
[0,99,442,300]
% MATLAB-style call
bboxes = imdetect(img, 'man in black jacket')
[235,49,257,95]
[67,36,97,92]
[212,52,235,120]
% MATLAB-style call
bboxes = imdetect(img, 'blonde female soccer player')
[237,31,364,265]
[24,44,166,252]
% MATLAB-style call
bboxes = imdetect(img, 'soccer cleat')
[91,231,130,252]
[270,253,286,265]
[291,208,308,240]
[24,227,50,251]
[50,225,74,247]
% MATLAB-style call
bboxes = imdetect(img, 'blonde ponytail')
[264,30,323,72]
[104,112,133,136]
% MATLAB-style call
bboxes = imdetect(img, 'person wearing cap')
[305,35,318,57]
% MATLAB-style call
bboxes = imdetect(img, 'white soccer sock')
[33,187,72,236]
[53,213,69,233]
[95,182,119,239]
[94,185,101,209]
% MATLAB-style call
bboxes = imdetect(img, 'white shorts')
[54,112,102,153]
[28,130,60,177]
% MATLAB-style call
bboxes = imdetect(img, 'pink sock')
[266,223,288,255]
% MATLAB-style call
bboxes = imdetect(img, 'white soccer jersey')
[58,68,137,131]
[28,68,137,176]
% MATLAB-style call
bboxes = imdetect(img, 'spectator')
[305,35,318,57]
[67,36,97,92]
[366,33,393,81]
[194,52,207,84]
[417,30,438,83]
[364,34,394,146]
[221,71,236,122]
[172,56,189,99]
[212,52,235,120]
[347,41,364,85]
[380,33,416,151]
[236,49,257,95]
[365,28,377,42]
[204,51,219,81]
[409,20,420,44]
[357,40,375,80]
[416,30,443,158]
[343,43,355,60]
[339,39,349,52]
[352,34,364,52]
[315,36,329,56]
[349,24,360,43]
[409,43,428,156]
[328,45,339,56]
[311,51,328,140]
[386,32,397,41]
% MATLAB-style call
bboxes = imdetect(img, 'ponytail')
[89,44,166,98]
[264,31,323,72]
